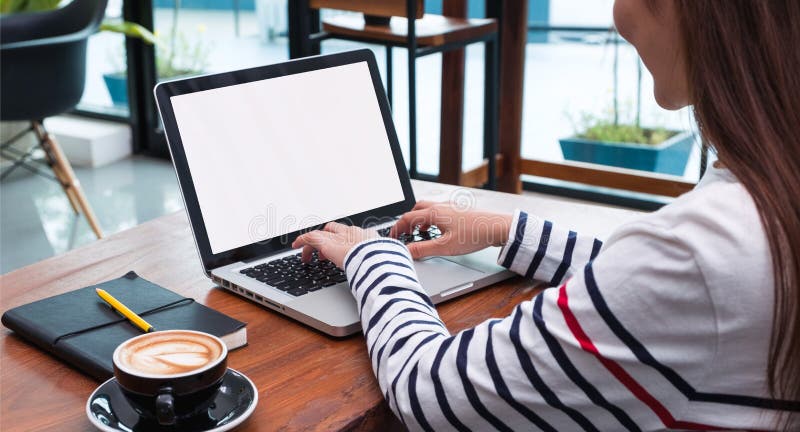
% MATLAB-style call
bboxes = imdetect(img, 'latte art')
[118,331,223,376]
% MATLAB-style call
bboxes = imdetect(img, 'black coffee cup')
[112,330,228,426]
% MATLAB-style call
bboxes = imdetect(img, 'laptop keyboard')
[240,251,346,297]
[239,225,442,297]
[376,225,442,244]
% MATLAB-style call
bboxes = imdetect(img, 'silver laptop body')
[155,49,513,337]
[211,240,512,336]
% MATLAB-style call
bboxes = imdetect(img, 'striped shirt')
[342,165,800,431]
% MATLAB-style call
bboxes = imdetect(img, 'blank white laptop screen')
[170,61,405,254]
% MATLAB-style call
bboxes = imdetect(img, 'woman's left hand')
[291,222,380,268]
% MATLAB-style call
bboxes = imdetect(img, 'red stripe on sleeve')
[556,284,718,430]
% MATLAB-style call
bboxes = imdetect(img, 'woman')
[294,0,800,429]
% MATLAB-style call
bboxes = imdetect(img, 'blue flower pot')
[103,73,128,107]
[559,130,695,176]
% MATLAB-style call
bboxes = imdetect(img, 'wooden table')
[0,181,640,431]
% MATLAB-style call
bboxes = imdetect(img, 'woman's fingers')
[323,222,348,234]
[301,245,317,262]
[406,235,451,260]
[291,225,380,268]
[412,200,437,211]
[293,230,335,262]
[390,209,434,238]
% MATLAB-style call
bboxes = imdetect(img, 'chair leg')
[289,0,318,58]
[386,45,393,107]
[32,121,104,239]
[27,125,79,213]
[407,0,418,179]
[408,47,418,179]
[483,35,500,190]
[438,46,466,186]
[61,177,83,214]
[51,162,81,214]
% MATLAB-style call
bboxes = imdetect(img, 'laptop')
[154,49,513,336]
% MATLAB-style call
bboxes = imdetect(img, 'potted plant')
[100,21,162,107]
[103,26,211,106]
[559,30,694,176]
[103,1,211,106]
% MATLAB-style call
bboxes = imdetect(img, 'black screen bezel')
[155,49,416,272]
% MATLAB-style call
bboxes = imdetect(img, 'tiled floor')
[0,156,183,273]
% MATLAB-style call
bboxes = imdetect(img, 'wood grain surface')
[521,158,696,197]
[0,180,640,431]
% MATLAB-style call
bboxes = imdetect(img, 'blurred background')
[1,0,704,273]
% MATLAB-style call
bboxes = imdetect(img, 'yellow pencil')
[96,288,155,333]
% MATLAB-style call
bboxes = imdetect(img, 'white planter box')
[45,116,132,168]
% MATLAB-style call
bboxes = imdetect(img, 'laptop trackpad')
[414,257,485,297]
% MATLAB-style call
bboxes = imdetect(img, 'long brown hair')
[669,0,800,425]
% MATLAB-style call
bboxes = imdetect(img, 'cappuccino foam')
[118,331,223,376]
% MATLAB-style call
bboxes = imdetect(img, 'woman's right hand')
[389,201,513,260]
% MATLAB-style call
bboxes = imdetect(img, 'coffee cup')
[112,329,228,426]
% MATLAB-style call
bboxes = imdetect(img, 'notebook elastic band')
[52,298,195,345]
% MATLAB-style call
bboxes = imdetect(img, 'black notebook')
[1,271,246,381]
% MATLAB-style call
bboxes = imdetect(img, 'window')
[77,0,129,118]
[520,0,703,203]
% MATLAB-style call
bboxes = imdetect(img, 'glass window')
[523,0,701,184]
[77,0,130,117]
[141,0,700,198]
[153,1,290,81]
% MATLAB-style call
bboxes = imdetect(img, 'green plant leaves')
[578,121,673,145]
[100,21,159,46]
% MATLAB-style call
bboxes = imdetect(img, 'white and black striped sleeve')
[342,217,749,431]
[498,209,603,286]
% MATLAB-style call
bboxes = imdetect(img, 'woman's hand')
[389,201,513,260]
[292,222,379,268]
